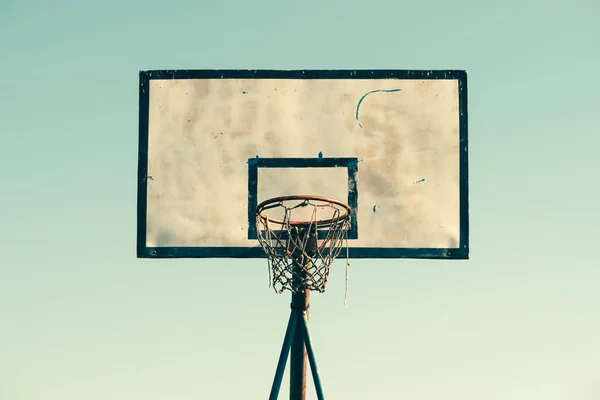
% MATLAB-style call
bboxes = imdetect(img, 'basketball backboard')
[137,70,468,259]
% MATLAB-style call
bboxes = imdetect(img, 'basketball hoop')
[256,195,351,294]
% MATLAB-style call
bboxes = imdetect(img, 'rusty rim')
[256,195,351,227]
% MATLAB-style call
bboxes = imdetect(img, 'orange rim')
[256,195,351,227]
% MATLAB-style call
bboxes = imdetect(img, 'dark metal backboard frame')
[137,69,469,259]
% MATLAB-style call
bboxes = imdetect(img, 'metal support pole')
[299,314,325,400]
[267,293,326,400]
[269,310,298,400]
[290,289,309,400]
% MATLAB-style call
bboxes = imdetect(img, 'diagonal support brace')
[269,309,298,400]
[299,314,325,400]
[268,307,325,400]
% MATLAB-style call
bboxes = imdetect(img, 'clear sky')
[1,0,599,399]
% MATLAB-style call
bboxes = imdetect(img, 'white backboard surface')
[137,70,468,258]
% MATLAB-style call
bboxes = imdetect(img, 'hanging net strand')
[256,195,351,294]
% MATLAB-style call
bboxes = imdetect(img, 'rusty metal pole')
[289,227,317,400]
[290,288,309,400]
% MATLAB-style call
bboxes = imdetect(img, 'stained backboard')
[137,70,468,259]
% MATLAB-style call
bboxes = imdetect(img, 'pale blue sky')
[1,0,599,399]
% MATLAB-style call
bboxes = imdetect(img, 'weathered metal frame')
[136,69,469,260]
